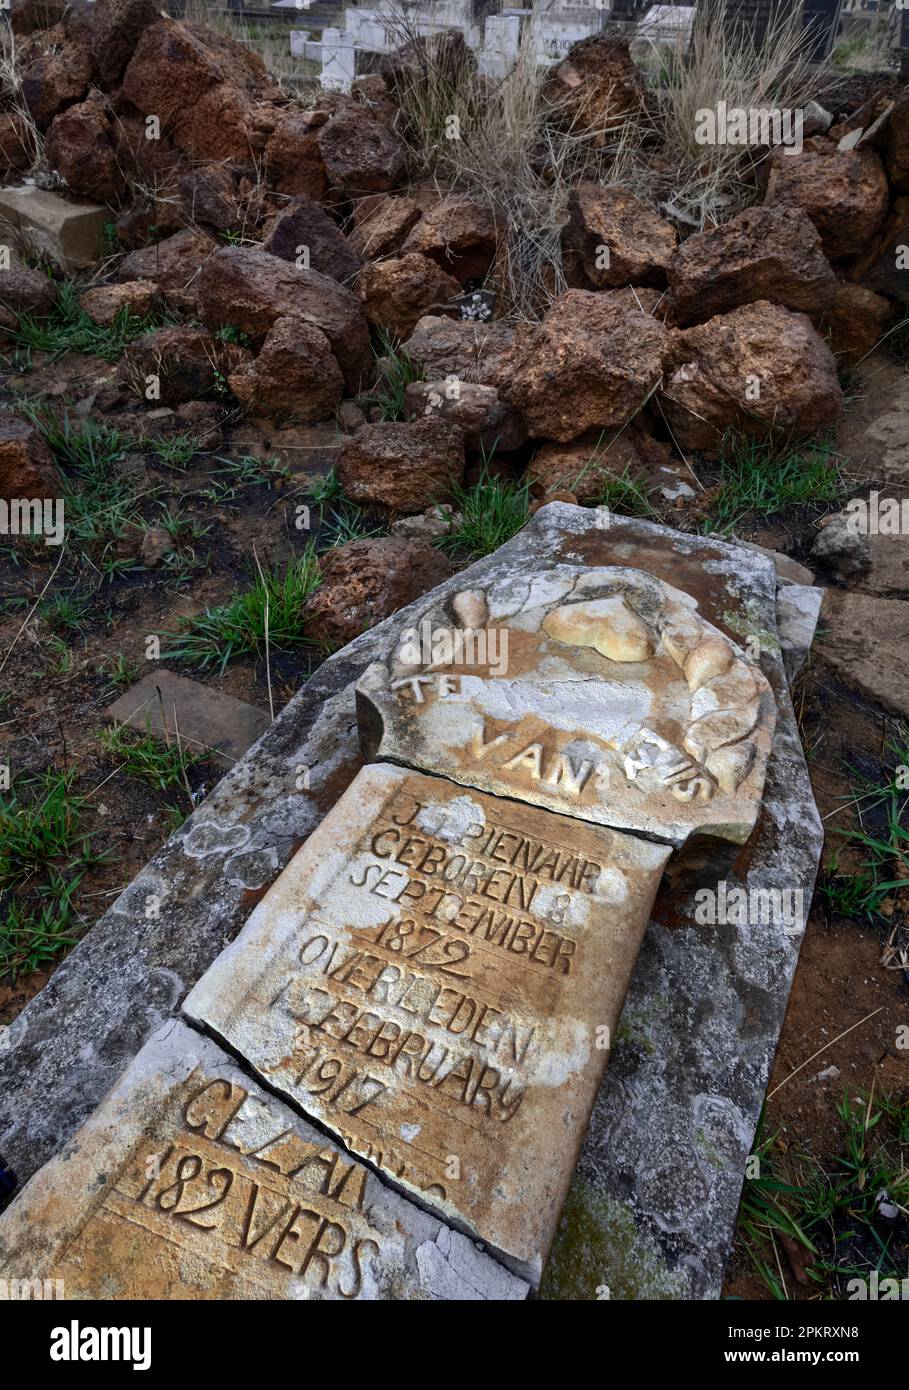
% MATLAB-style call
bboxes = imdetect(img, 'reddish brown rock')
[171,82,276,163]
[9,0,67,34]
[20,21,93,127]
[885,89,909,194]
[0,417,59,497]
[306,536,451,647]
[348,195,422,259]
[0,113,35,177]
[264,112,328,199]
[660,300,842,450]
[122,326,249,405]
[850,198,909,304]
[763,146,889,261]
[196,245,371,392]
[810,283,892,369]
[527,427,673,505]
[227,316,344,422]
[566,183,676,290]
[91,0,159,84]
[542,34,644,132]
[668,205,836,325]
[120,229,214,314]
[404,379,525,453]
[262,201,361,286]
[45,94,119,203]
[492,289,671,444]
[80,281,158,326]
[402,314,515,383]
[178,165,241,233]
[360,253,460,340]
[337,418,465,513]
[401,194,498,284]
[317,109,407,194]
[122,17,275,125]
[0,255,58,318]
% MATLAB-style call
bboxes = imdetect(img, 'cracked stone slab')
[184,763,670,1283]
[0,1021,527,1301]
[356,566,776,848]
[106,668,271,770]
[0,506,821,1299]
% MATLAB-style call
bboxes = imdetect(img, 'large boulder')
[0,417,59,497]
[659,300,842,450]
[763,145,889,261]
[402,315,515,383]
[401,194,499,284]
[305,536,451,648]
[264,111,328,199]
[227,316,344,422]
[404,379,526,453]
[542,35,644,132]
[91,0,159,85]
[45,94,119,203]
[337,418,465,513]
[196,245,371,392]
[668,205,836,325]
[360,253,461,340]
[316,108,407,194]
[492,289,671,443]
[19,21,94,127]
[565,184,677,289]
[121,17,275,124]
[348,195,422,259]
[119,229,215,314]
[262,201,361,286]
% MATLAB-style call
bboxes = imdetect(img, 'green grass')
[150,430,207,470]
[98,723,208,792]
[363,331,423,422]
[201,454,291,503]
[10,279,167,363]
[700,434,845,534]
[16,402,135,472]
[738,1091,909,1299]
[163,547,322,672]
[309,467,345,507]
[829,731,909,922]
[39,588,94,635]
[101,653,139,690]
[437,466,531,559]
[596,463,658,519]
[321,505,386,548]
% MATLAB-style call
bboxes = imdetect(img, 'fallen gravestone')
[0,507,824,1299]
[0,1021,528,1300]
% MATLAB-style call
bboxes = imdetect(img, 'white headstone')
[321,27,357,93]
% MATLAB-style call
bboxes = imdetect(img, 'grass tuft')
[11,279,167,363]
[700,433,845,533]
[438,466,530,559]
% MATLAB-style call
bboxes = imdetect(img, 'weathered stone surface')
[348,195,422,259]
[121,17,274,126]
[566,183,677,290]
[360,253,460,341]
[263,201,361,286]
[809,511,872,580]
[401,194,498,285]
[9,0,67,34]
[492,290,670,444]
[0,509,821,1302]
[885,90,909,193]
[170,81,276,164]
[403,315,515,384]
[337,418,465,514]
[178,164,241,233]
[810,282,892,368]
[357,566,776,848]
[0,113,34,178]
[0,253,58,318]
[265,112,328,199]
[317,109,407,194]
[0,417,58,497]
[119,229,214,314]
[227,316,344,422]
[660,301,842,450]
[0,1020,527,1300]
[405,380,526,454]
[668,206,835,326]
[80,280,158,326]
[196,246,371,393]
[527,428,674,506]
[305,537,451,647]
[0,184,107,272]
[45,94,119,204]
[763,145,890,260]
[850,198,909,304]
[816,591,909,718]
[92,0,159,85]
[19,21,93,127]
[106,670,270,772]
[542,34,644,132]
[184,764,670,1280]
[122,326,248,405]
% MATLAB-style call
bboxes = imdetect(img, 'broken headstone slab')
[356,567,777,848]
[184,762,671,1282]
[106,668,271,770]
[0,1020,527,1301]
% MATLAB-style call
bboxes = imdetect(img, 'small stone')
[810,512,872,581]
[763,145,890,261]
[359,253,461,341]
[305,535,451,647]
[262,200,361,287]
[403,314,515,384]
[401,193,499,284]
[0,417,59,497]
[227,317,344,423]
[337,418,465,514]
[119,229,215,314]
[566,183,677,289]
[817,591,909,718]
[80,281,158,326]
[317,108,407,194]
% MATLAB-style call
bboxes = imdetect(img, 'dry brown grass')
[0,19,46,174]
